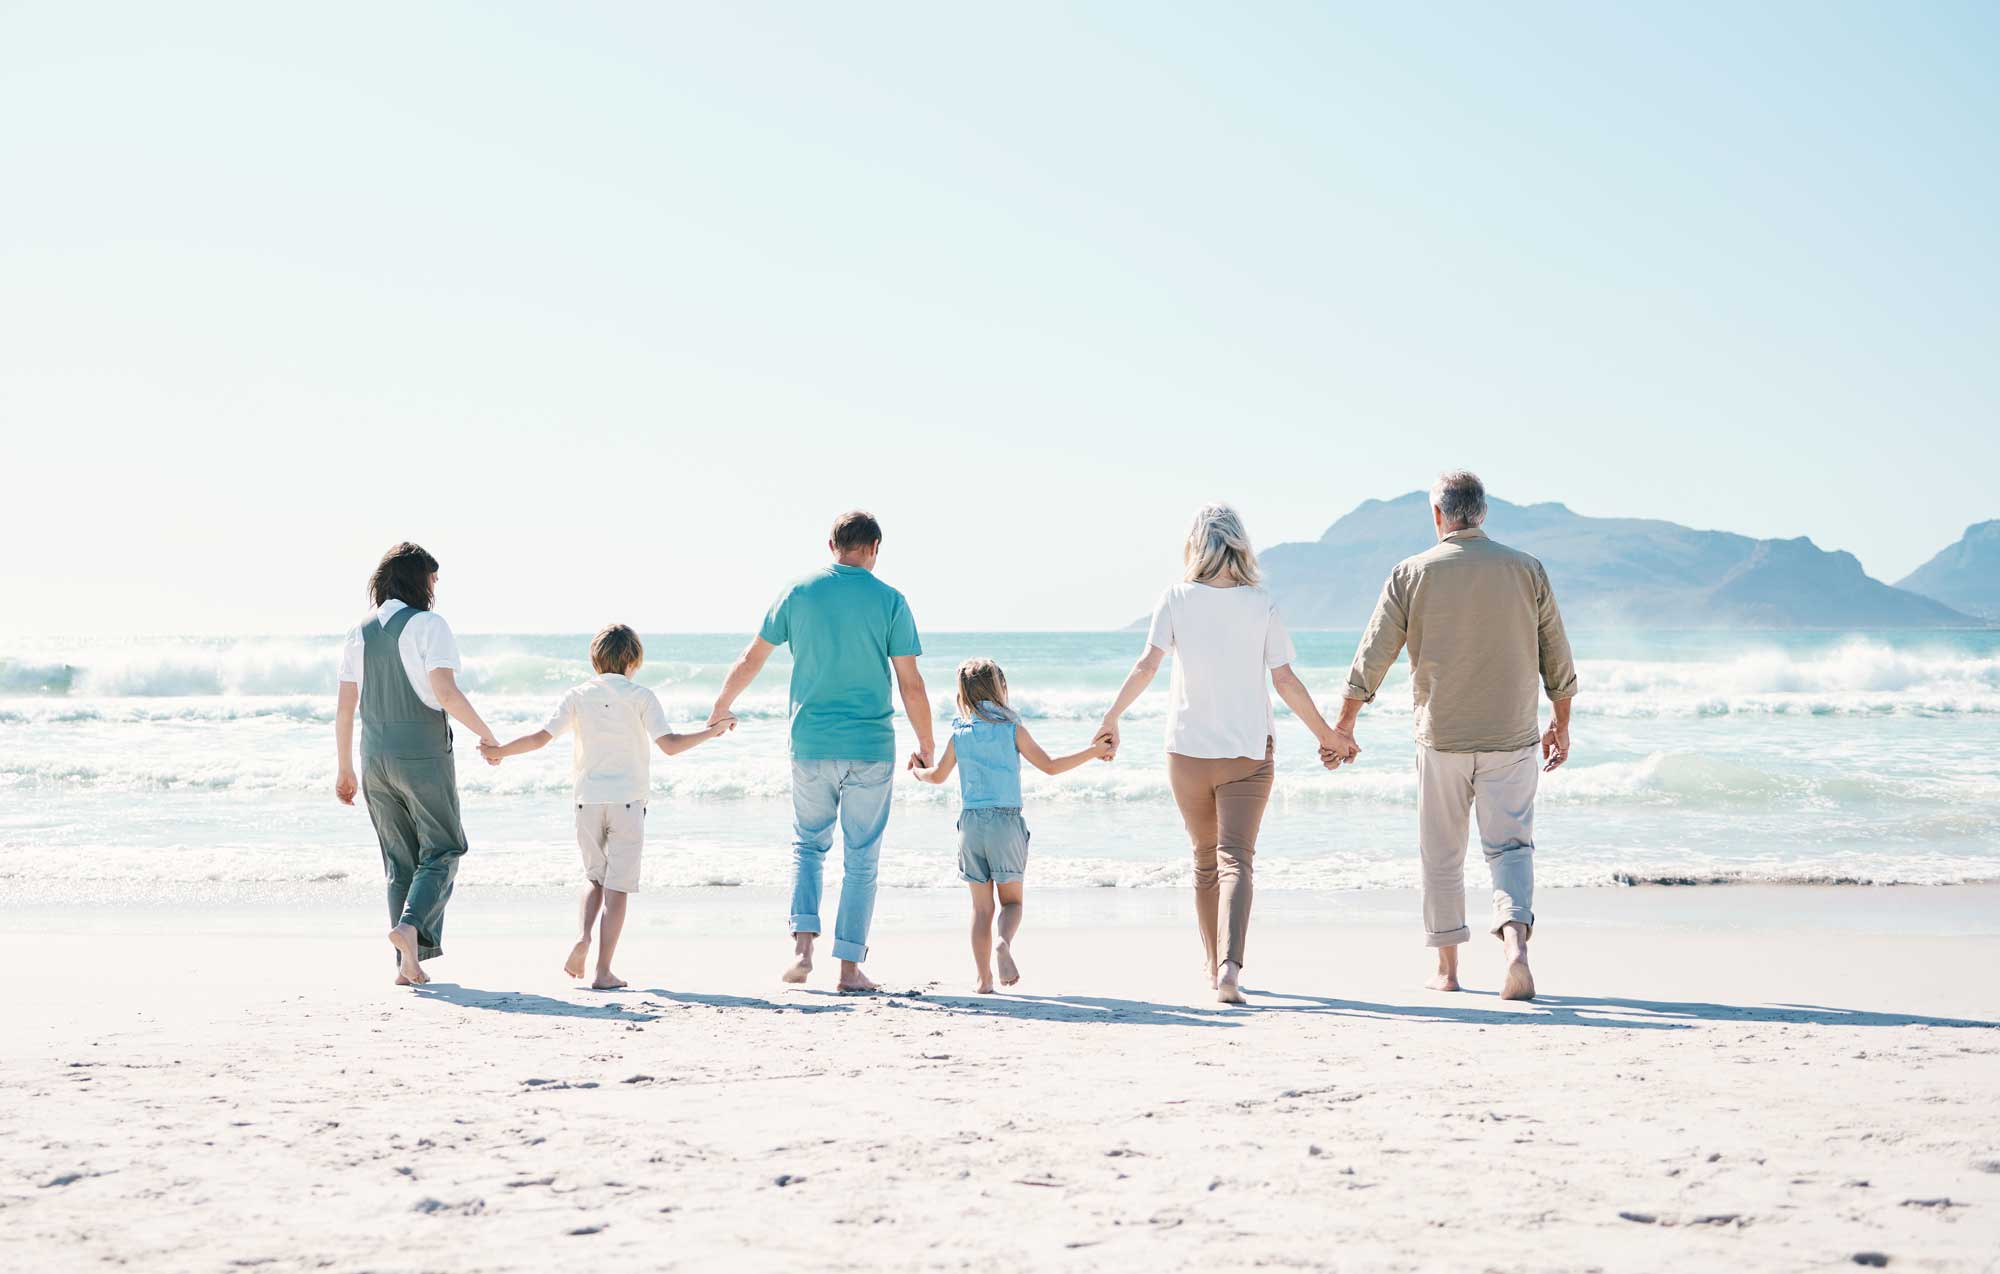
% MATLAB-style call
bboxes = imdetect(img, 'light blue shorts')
[957,807,1030,885]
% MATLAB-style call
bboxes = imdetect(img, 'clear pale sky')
[3,2,1994,636]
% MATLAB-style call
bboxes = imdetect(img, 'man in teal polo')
[710,510,933,992]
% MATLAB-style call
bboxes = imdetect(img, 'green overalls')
[359,607,468,961]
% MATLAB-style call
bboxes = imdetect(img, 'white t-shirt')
[336,600,462,712]
[543,673,674,804]
[1146,582,1296,760]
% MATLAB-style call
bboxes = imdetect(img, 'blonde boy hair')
[590,624,644,676]
[1183,502,1262,586]
[955,658,1015,724]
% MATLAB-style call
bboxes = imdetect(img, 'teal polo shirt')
[759,563,922,762]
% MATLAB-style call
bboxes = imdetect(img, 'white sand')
[3,887,1998,1271]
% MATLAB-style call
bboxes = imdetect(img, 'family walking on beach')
[332,470,1577,1003]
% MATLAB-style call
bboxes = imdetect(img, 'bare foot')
[591,972,627,990]
[976,977,995,994]
[1499,924,1535,1001]
[1428,944,1462,993]
[394,973,412,986]
[1215,960,1245,1005]
[996,942,1020,987]
[1426,971,1462,991]
[836,961,879,994]
[781,934,814,985]
[387,924,428,984]
[564,941,590,980]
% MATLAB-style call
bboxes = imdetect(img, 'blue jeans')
[788,759,895,963]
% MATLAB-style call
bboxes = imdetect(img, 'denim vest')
[952,703,1022,809]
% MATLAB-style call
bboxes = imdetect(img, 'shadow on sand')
[411,982,664,1022]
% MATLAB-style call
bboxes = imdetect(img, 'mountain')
[1896,521,2000,620]
[1256,493,1984,629]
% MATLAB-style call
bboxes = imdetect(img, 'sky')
[2,1,1995,636]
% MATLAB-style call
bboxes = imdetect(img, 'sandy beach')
[3,885,1997,1272]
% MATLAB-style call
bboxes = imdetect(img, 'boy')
[480,625,733,988]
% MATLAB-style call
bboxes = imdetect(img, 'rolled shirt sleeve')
[1263,602,1296,670]
[757,589,792,647]
[1536,566,1579,702]
[888,594,922,658]
[336,626,362,684]
[542,690,577,738]
[1145,590,1175,653]
[638,687,673,741]
[1344,572,1410,702]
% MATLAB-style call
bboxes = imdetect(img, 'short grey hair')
[1430,470,1487,529]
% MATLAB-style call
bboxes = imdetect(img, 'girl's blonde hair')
[955,658,1015,724]
[1183,502,1261,586]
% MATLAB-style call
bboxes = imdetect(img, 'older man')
[1326,471,1577,1000]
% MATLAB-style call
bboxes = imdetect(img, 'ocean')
[4,629,1997,905]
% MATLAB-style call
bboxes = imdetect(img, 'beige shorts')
[576,801,646,893]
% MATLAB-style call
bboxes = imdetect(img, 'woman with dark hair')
[333,542,498,985]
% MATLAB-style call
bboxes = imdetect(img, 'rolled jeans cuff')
[789,914,820,936]
[829,937,868,963]
[1490,912,1534,940]
[1426,925,1472,948]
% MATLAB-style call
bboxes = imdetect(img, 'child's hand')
[477,739,505,767]
[711,714,737,736]
[1091,733,1116,762]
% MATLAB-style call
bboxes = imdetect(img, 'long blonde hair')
[1183,503,1261,586]
[955,658,1015,724]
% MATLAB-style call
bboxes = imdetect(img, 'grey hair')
[1183,503,1261,586]
[1430,470,1487,530]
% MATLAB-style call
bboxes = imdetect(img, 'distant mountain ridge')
[1254,493,1983,630]
[1896,521,2000,621]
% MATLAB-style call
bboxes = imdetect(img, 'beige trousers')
[1415,744,1537,947]
[1166,740,1275,971]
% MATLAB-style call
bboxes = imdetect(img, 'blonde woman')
[1095,504,1357,1003]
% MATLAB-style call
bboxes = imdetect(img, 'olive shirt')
[1343,528,1578,753]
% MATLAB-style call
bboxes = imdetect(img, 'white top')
[336,600,462,712]
[542,673,674,804]
[1145,582,1296,759]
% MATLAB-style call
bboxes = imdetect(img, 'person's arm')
[893,655,934,767]
[657,715,735,757]
[1537,565,1578,772]
[1326,574,1408,765]
[1017,724,1114,776]
[1541,697,1572,772]
[909,738,957,784]
[334,681,360,804]
[428,668,497,745]
[1271,664,1354,767]
[1096,642,1164,760]
[710,637,775,726]
[481,729,551,762]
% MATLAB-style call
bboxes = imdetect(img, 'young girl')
[910,658,1112,993]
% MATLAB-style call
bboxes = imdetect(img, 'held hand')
[477,739,504,767]
[1541,721,1570,772]
[1095,720,1120,762]
[1090,733,1116,762]
[1317,727,1360,770]
[706,704,733,729]
[335,768,358,805]
[711,714,738,736]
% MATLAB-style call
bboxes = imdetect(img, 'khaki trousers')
[1415,743,1538,947]
[1167,741,1275,971]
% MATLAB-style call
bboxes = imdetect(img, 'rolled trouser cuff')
[1427,925,1472,948]
[788,915,821,936]
[1490,913,1534,940]
[829,938,868,963]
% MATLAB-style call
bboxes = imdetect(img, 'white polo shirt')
[336,600,462,711]
[1146,582,1296,760]
[543,673,674,804]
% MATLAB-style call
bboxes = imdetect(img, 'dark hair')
[590,624,644,676]
[831,510,883,552]
[369,542,438,610]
